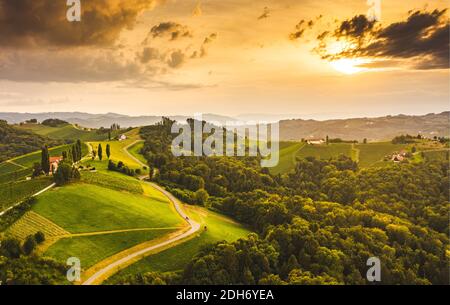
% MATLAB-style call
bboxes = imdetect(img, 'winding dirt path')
[81,180,200,285]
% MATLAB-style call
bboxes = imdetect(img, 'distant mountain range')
[0,112,238,128]
[0,111,448,141]
[280,112,449,141]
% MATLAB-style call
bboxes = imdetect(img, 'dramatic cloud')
[0,50,145,82]
[138,47,160,64]
[191,33,218,58]
[167,50,186,68]
[289,17,317,40]
[295,9,449,70]
[0,0,159,47]
[150,22,193,41]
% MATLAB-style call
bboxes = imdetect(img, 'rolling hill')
[17,123,113,142]
[0,120,61,162]
[280,112,449,141]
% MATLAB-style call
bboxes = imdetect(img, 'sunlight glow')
[330,58,368,75]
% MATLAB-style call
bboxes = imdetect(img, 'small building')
[391,151,407,163]
[118,134,127,141]
[50,156,63,173]
[307,138,325,145]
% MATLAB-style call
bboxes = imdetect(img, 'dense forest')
[0,120,61,162]
[116,118,449,285]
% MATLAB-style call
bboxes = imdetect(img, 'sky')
[0,0,448,119]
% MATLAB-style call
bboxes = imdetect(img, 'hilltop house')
[50,156,63,173]
[307,138,325,145]
[118,134,127,141]
[391,150,407,163]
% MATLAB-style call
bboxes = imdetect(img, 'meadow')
[127,141,147,166]
[270,142,305,175]
[17,123,113,142]
[32,183,182,233]
[88,130,147,171]
[297,143,353,160]
[45,229,178,269]
[107,205,251,282]
[355,142,408,167]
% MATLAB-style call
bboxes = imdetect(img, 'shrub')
[22,235,37,255]
[34,231,45,244]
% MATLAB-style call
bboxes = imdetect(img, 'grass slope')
[127,141,147,166]
[32,183,183,233]
[45,229,177,269]
[18,123,111,141]
[0,177,53,212]
[356,142,408,167]
[296,143,353,160]
[270,142,305,175]
[107,205,251,282]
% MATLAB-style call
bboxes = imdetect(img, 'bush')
[0,238,22,258]
[54,161,80,185]
[22,235,37,255]
[34,231,45,244]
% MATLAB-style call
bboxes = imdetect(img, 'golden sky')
[0,0,448,119]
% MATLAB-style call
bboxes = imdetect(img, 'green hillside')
[270,142,305,175]
[0,120,61,162]
[297,143,353,160]
[356,142,408,167]
[18,123,112,141]
[33,183,182,233]
[106,205,251,283]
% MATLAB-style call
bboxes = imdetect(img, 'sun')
[330,58,367,75]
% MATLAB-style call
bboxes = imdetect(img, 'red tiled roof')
[49,156,63,163]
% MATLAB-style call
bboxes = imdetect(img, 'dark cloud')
[289,18,317,40]
[0,50,145,82]
[289,20,306,40]
[150,22,192,41]
[167,50,186,68]
[298,9,449,70]
[138,47,160,63]
[0,0,158,47]
[258,7,270,20]
[192,33,218,58]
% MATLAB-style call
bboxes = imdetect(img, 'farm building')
[49,156,63,173]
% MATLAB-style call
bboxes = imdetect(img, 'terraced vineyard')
[0,177,53,212]
[6,211,69,240]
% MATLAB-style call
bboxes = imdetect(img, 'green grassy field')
[107,205,251,282]
[297,143,353,160]
[18,123,112,141]
[80,170,144,194]
[355,142,408,167]
[32,183,182,233]
[127,141,147,166]
[45,229,177,269]
[270,142,305,175]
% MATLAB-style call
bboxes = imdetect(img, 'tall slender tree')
[106,144,111,159]
[41,146,50,174]
[98,144,103,161]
